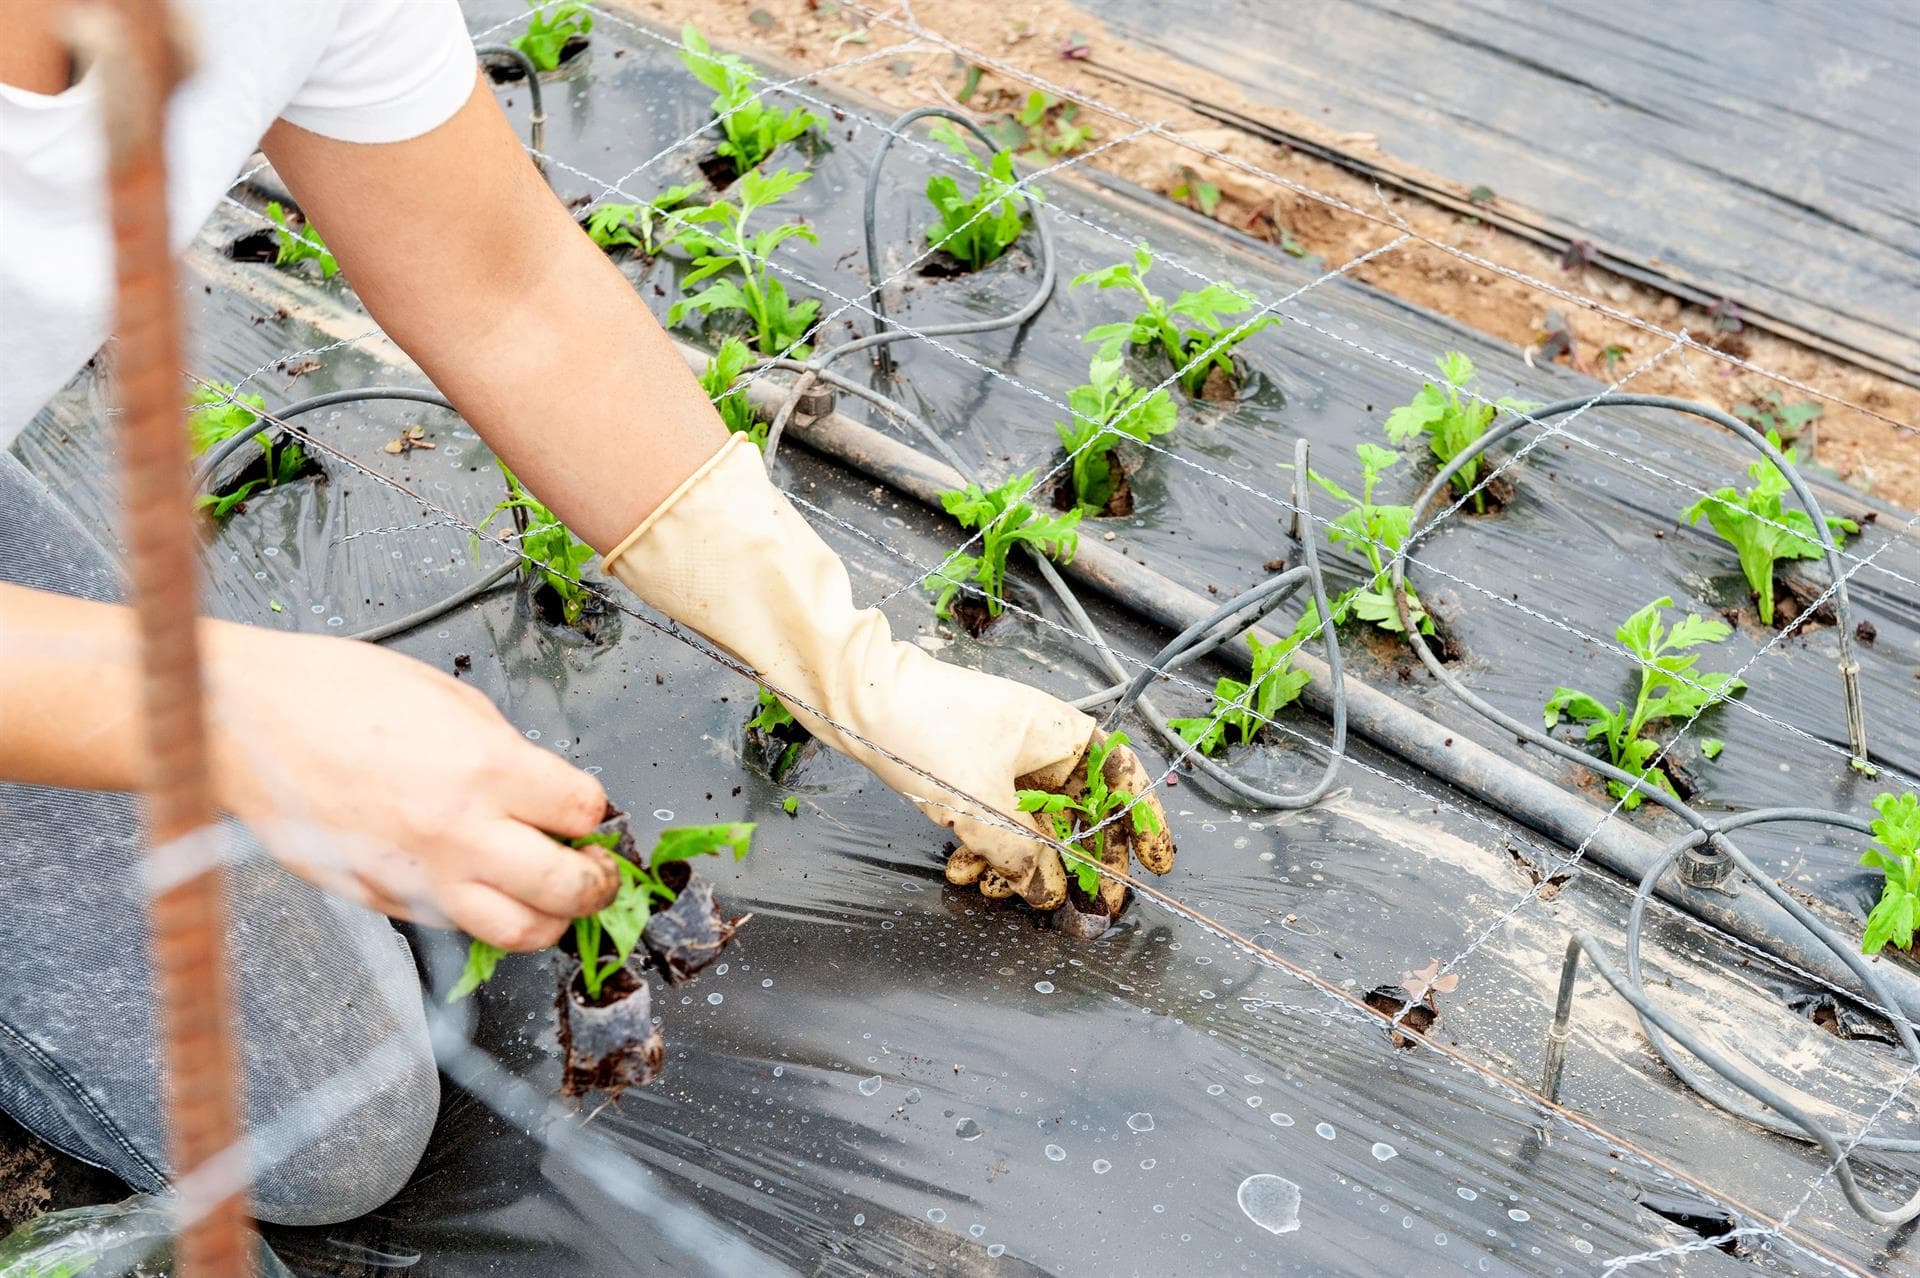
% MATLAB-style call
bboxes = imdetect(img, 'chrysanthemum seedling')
[668,167,821,358]
[1016,730,1163,897]
[1860,792,1920,955]
[1680,431,1857,626]
[477,461,597,627]
[1072,243,1279,398]
[264,201,337,279]
[699,337,766,447]
[1169,605,1319,755]
[1053,351,1178,514]
[510,0,592,72]
[1006,91,1093,164]
[1733,389,1823,448]
[584,183,701,257]
[1291,444,1433,635]
[745,684,809,780]
[188,382,307,518]
[679,23,825,179]
[1543,597,1746,810]
[922,472,1080,626]
[1382,352,1539,513]
[922,120,1038,270]
[1168,165,1221,216]
[449,822,756,1002]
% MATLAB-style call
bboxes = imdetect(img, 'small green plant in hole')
[1733,388,1823,448]
[1169,605,1320,755]
[1073,243,1280,398]
[1382,351,1539,513]
[923,119,1038,270]
[1009,90,1093,163]
[1017,731,1163,896]
[1680,430,1856,626]
[1543,597,1746,810]
[1861,792,1920,955]
[746,685,808,778]
[1053,351,1177,513]
[1290,444,1433,634]
[265,201,337,279]
[699,337,765,448]
[477,461,597,627]
[1169,165,1220,217]
[782,795,801,816]
[188,382,307,518]
[668,167,821,358]
[449,822,756,1001]
[922,473,1080,625]
[510,0,592,72]
[584,183,702,256]
[679,23,825,178]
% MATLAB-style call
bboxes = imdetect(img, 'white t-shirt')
[0,0,478,446]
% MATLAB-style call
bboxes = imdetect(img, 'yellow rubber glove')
[604,434,1175,909]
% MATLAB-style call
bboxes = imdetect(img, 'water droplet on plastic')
[1269,1113,1293,1127]
[852,1213,864,1227]
[1127,1112,1154,1132]
[956,1118,984,1140]
[761,977,773,987]
[772,1066,783,1077]
[1045,1144,1066,1162]
[926,1207,946,1223]
[1237,1174,1302,1235]
[904,1088,922,1104]
[1140,1158,1156,1169]
[986,1244,1005,1258]
[524,729,541,741]
[1457,1187,1478,1201]
[1315,1123,1336,1140]
[1033,980,1055,994]
[1574,1240,1593,1255]
[1247,1095,1263,1108]
[652,808,673,821]
[858,1075,882,1096]
[1508,1209,1530,1222]
[707,992,723,1005]
[1092,1159,1111,1174]
[1372,1143,1397,1161]
[1206,1084,1225,1096]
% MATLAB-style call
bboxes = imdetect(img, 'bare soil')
[609,0,1920,510]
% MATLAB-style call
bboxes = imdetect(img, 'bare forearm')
[264,77,728,554]
[0,583,148,792]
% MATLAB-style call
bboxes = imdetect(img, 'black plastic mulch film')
[7,2,1919,1274]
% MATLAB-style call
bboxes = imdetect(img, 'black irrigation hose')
[193,386,518,643]
[1544,810,1920,1225]
[475,44,548,166]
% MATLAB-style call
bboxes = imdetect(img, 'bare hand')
[204,624,616,950]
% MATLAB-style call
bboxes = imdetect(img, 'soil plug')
[643,860,749,983]
[555,955,663,1098]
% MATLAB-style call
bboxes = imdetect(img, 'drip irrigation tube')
[192,386,519,643]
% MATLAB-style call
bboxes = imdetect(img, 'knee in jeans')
[249,1044,440,1227]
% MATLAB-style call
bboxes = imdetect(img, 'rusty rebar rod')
[70,2,253,1272]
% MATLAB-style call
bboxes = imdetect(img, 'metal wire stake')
[71,2,253,1272]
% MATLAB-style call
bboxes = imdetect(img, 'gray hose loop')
[192,386,517,642]
[1615,813,1920,1166]
[476,44,548,166]
[849,106,1058,374]
[1390,394,1869,782]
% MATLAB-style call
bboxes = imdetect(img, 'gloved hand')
[604,434,1176,909]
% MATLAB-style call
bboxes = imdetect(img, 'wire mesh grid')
[23,2,1917,1274]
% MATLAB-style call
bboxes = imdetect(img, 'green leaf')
[653,822,757,865]
[782,795,800,816]
[1701,737,1724,760]
[1437,351,1475,387]
[446,939,507,1002]
[1544,688,1613,729]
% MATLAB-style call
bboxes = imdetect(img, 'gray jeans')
[0,450,439,1227]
